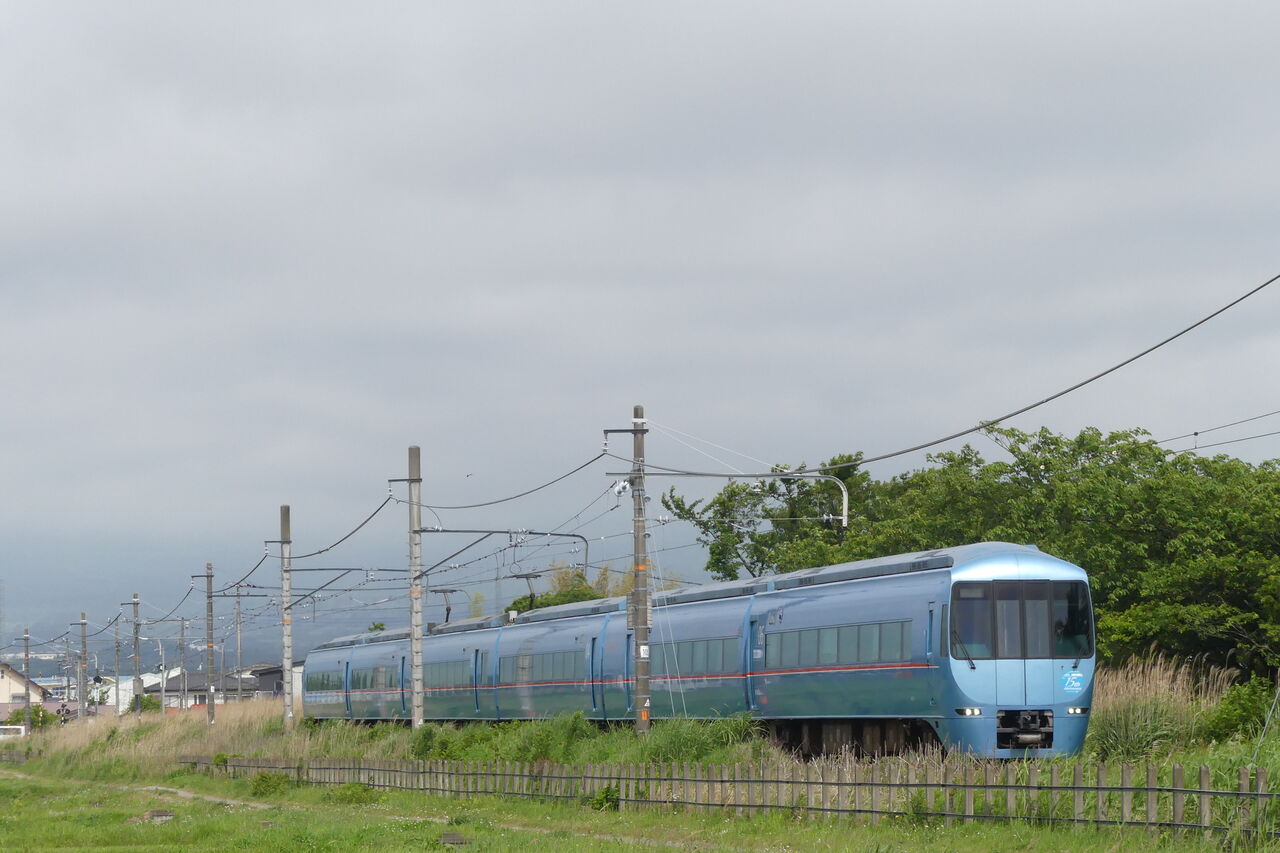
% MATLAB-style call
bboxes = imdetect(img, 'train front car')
[938,545,1095,757]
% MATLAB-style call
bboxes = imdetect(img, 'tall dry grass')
[1087,653,1238,760]
[24,700,417,779]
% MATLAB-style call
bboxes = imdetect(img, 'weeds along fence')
[157,753,1280,837]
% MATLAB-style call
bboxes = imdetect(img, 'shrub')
[249,771,292,797]
[3,706,58,730]
[1200,676,1275,742]
[324,782,380,804]
[587,784,619,811]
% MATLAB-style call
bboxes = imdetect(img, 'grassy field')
[0,766,1243,852]
[7,654,1280,851]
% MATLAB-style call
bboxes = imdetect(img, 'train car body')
[303,542,1095,757]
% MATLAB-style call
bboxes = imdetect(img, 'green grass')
[0,768,1246,852]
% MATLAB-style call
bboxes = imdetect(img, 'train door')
[745,618,764,710]
[399,655,407,716]
[589,637,598,713]
[473,650,482,713]
[343,660,352,719]
[624,632,633,713]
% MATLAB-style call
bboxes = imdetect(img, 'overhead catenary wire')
[622,272,1280,479]
[277,495,394,560]
[414,453,606,510]
[1173,428,1280,454]
[1158,408,1280,444]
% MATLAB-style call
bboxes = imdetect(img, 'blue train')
[302,542,1095,757]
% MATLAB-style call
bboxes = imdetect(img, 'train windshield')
[951,581,1092,660]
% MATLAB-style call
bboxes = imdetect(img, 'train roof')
[307,542,1057,648]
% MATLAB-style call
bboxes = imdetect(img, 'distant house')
[144,672,257,708]
[0,661,55,720]
[250,662,303,701]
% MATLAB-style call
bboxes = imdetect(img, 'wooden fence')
[161,754,1280,837]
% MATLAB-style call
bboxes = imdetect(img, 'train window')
[721,638,738,672]
[995,581,1022,658]
[799,630,819,666]
[518,654,532,683]
[880,622,902,662]
[902,621,912,660]
[691,641,706,674]
[765,634,780,669]
[678,641,694,674]
[838,626,858,664]
[706,639,723,673]
[781,631,800,667]
[951,583,993,658]
[1023,581,1052,658]
[818,628,838,665]
[1052,581,1093,658]
[858,624,879,662]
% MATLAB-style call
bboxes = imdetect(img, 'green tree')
[367,622,386,632]
[3,705,58,729]
[663,426,1280,670]
[128,694,161,713]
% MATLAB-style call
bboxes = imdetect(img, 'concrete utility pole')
[204,563,215,725]
[280,506,294,729]
[63,637,71,706]
[628,405,651,733]
[130,594,141,720]
[78,612,88,719]
[408,447,425,729]
[114,620,121,715]
[235,587,243,703]
[23,627,31,732]
[179,618,187,710]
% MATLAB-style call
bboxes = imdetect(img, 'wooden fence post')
[1073,764,1084,825]
[1146,764,1158,828]
[1121,764,1133,825]
[1096,764,1107,825]
[1198,765,1211,837]
[1172,764,1184,831]
[963,763,974,824]
[1239,766,1252,833]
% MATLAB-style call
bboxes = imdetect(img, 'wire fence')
[165,754,1280,837]
[2,749,1276,837]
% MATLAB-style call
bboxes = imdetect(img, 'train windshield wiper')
[951,629,977,670]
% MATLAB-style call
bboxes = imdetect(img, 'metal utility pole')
[130,594,141,720]
[407,447,425,729]
[179,618,187,710]
[204,563,215,725]
[235,587,243,703]
[23,627,31,732]
[280,506,294,729]
[78,612,88,719]
[114,620,121,715]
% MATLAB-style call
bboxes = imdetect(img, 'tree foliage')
[664,427,1280,671]
[3,705,58,729]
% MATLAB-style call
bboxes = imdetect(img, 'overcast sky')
[3,4,1279,663]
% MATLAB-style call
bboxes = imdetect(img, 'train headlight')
[1067,707,1089,715]
[955,707,982,717]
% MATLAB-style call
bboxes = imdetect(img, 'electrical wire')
[142,584,194,625]
[1174,429,1280,454]
[619,273,1280,478]
[417,453,606,510]
[215,553,271,594]
[283,496,394,560]
[647,420,773,469]
[1158,408,1280,444]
